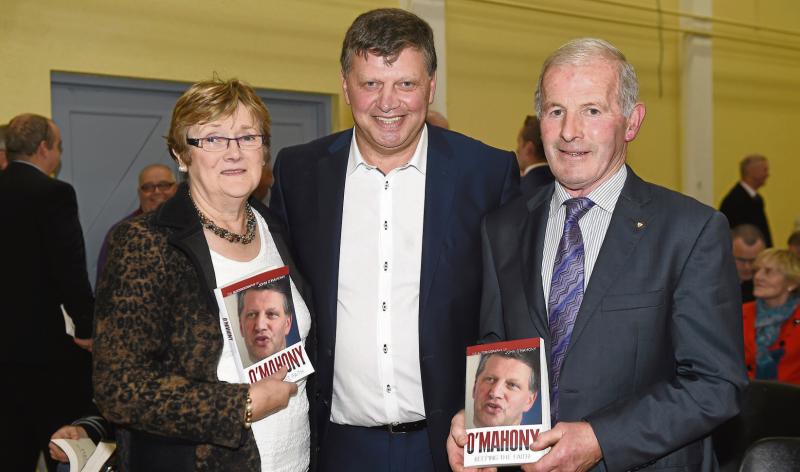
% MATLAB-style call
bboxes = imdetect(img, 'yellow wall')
[0,0,387,129]
[713,0,800,244]
[447,0,682,190]
[1,0,798,241]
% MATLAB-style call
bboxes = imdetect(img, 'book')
[463,338,551,468]
[214,266,314,384]
[50,438,115,472]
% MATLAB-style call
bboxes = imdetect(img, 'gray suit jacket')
[479,167,748,471]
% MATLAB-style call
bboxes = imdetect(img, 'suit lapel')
[316,133,350,335]
[521,189,553,340]
[567,168,652,350]
[419,128,457,319]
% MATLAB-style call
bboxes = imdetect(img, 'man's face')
[539,60,645,197]
[138,167,177,213]
[472,355,537,427]
[239,289,291,362]
[342,47,435,165]
[733,237,765,281]
[0,149,7,170]
[745,160,769,190]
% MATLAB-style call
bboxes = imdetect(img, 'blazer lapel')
[419,128,457,318]
[521,189,553,340]
[316,133,350,334]
[567,168,652,350]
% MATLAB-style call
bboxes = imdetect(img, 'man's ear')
[428,71,437,105]
[523,391,537,412]
[341,71,351,106]
[624,103,646,142]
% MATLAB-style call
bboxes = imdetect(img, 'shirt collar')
[739,181,758,198]
[347,125,428,176]
[521,162,548,176]
[550,165,627,216]
[12,159,47,175]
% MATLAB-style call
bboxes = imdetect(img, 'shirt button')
[383,261,388,271]
[384,181,389,190]
[384,220,388,230]
[386,384,392,393]
[383,344,388,354]
[382,301,387,311]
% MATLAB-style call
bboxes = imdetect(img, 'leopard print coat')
[93,184,315,471]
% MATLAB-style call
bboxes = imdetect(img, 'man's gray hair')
[535,37,639,118]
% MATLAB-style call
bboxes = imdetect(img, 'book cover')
[464,338,551,468]
[214,266,314,384]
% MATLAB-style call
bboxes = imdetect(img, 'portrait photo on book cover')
[465,348,541,428]
[223,274,301,369]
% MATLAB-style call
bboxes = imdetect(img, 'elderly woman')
[93,79,314,471]
[742,248,800,384]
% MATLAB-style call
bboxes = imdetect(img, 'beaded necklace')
[192,199,257,245]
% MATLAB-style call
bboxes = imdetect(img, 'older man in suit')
[448,38,747,472]
[0,114,94,471]
[270,8,518,472]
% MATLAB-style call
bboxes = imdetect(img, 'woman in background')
[93,78,313,471]
[742,248,800,384]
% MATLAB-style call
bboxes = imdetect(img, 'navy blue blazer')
[480,167,748,471]
[270,125,519,471]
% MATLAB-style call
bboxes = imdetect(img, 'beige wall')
[1,0,798,241]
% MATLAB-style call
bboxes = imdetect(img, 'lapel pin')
[635,221,645,230]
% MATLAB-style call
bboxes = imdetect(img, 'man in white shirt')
[271,8,518,472]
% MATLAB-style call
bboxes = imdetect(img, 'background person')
[93,78,314,471]
[731,224,767,303]
[787,230,800,258]
[516,115,554,196]
[95,163,177,285]
[720,154,773,247]
[742,248,800,384]
[237,283,293,365]
[471,351,538,428]
[0,113,95,472]
[0,123,8,174]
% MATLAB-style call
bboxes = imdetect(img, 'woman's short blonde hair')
[167,78,271,165]
[754,248,800,291]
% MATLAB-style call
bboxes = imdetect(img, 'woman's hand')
[248,366,298,421]
[49,425,89,462]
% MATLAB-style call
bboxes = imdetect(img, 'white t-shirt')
[213,211,311,472]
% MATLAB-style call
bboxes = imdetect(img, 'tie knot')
[564,197,595,222]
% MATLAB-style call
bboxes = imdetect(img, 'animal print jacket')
[93,183,315,471]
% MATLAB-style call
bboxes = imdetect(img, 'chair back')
[739,437,800,472]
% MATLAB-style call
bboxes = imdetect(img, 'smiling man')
[448,38,747,472]
[270,8,518,472]
[472,352,538,428]
[237,284,293,365]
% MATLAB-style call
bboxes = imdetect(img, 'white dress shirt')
[330,127,429,426]
[541,165,627,308]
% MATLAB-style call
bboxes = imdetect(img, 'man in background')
[731,224,767,303]
[516,115,554,196]
[426,109,450,129]
[788,230,800,258]
[0,113,95,471]
[95,163,176,285]
[720,154,772,247]
[471,351,538,428]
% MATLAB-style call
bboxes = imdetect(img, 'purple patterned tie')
[548,197,595,420]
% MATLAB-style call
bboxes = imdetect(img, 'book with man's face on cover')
[464,338,551,468]
[214,266,313,384]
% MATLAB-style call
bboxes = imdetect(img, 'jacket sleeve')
[92,219,250,448]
